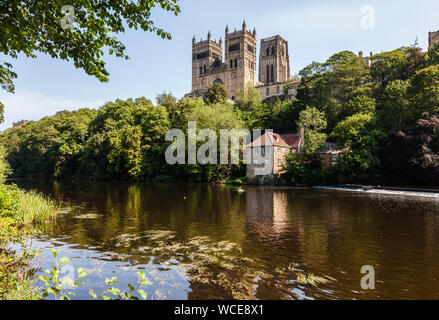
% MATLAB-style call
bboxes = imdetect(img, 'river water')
[13,180,439,300]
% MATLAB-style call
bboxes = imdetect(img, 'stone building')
[429,30,439,48]
[246,131,303,184]
[190,21,257,101]
[12,120,30,128]
[187,21,296,102]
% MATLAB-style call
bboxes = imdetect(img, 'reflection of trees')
[13,180,439,299]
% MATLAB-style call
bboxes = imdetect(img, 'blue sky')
[1,0,438,130]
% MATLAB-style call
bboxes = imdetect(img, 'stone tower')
[259,35,290,85]
[192,32,223,92]
[224,20,258,99]
[429,30,439,48]
[189,21,257,101]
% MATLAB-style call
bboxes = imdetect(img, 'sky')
[1,0,438,130]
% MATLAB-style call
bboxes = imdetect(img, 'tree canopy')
[0,0,181,121]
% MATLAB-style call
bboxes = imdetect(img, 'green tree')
[409,65,439,117]
[296,51,374,130]
[81,98,170,180]
[0,0,181,117]
[204,84,228,104]
[156,92,177,109]
[378,79,411,130]
[296,106,327,152]
[331,113,384,182]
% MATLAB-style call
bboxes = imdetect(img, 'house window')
[277,86,280,94]
[231,96,235,101]
[332,154,339,162]
[266,88,270,96]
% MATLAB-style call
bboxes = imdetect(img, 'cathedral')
[186,21,299,103]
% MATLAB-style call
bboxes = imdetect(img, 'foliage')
[39,250,86,300]
[82,98,170,180]
[383,113,439,185]
[0,0,180,90]
[296,106,327,153]
[296,51,374,130]
[40,249,152,300]
[331,113,384,182]
[284,152,323,186]
[0,149,58,300]
[205,83,228,104]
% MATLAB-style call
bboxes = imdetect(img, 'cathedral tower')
[224,20,257,99]
[192,32,223,92]
[259,35,290,85]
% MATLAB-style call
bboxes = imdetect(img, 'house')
[319,143,346,170]
[246,131,303,184]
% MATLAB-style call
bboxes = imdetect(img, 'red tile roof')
[248,132,301,148]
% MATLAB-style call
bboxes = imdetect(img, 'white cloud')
[0,91,105,131]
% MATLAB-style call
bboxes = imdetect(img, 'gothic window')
[266,65,270,83]
[196,51,209,60]
[247,44,254,54]
[213,78,224,84]
[271,46,276,56]
[234,59,238,68]
[277,86,280,94]
[266,88,270,96]
[229,42,240,52]
[230,60,233,68]
[203,66,207,74]
[271,64,274,83]
[266,47,270,56]
[199,66,203,75]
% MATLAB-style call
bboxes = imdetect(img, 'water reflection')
[12,180,439,300]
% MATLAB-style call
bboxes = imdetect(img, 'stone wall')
[429,31,439,48]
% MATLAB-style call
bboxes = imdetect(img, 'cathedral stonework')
[259,35,290,85]
[429,30,439,48]
[188,21,290,101]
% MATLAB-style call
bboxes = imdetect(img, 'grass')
[225,176,249,186]
[0,183,58,300]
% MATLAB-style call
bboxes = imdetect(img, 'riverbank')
[0,183,58,300]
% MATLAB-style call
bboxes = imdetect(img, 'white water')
[314,186,439,199]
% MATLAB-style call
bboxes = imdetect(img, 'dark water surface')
[13,180,439,300]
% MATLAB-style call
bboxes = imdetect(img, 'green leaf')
[59,257,70,265]
[108,287,121,296]
[89,289,97,299]
[138,289,147,300]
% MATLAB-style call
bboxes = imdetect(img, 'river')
[13,180,439,300]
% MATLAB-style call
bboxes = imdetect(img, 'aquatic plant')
[39,249,152,300]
